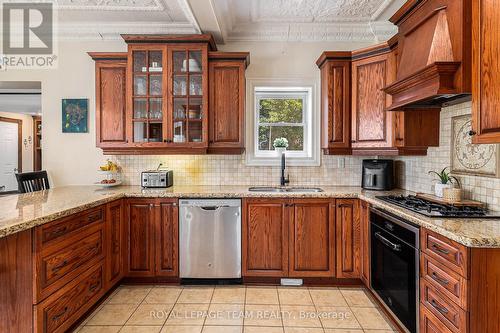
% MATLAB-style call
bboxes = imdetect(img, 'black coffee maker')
[361,159,395,190]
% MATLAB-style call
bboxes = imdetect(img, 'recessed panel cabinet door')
[351,53,393,148]
[208,60,245,152]
[95,60,127,147]
[289,200,335,277]
[336,199,361,279]
[155,200,179,277]
[472,0,500,143]
[243,199,289,277]
[106,200,124,286]
[126,200,155,276]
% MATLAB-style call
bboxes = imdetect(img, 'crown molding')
[225,21,396,42]
[57,0,164,11]
[57,22,198,41]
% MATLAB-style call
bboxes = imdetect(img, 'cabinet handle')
[468,130,476,136]
[431,244,450,255]
[52,260,68,273]
[125,139,129,143]
[52,306,69,321]
[430,299,449,315]
[89,282,100,293]
[431,272,449,285]
[172,203,177,207]
[47,226,68,239]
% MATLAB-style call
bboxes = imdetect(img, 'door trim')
[0,116,22,173]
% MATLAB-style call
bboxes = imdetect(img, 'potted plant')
[273,137,289,155]
[428,167,460,198]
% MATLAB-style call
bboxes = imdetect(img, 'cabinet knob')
[329,140,334,143]
[468,130,477,136]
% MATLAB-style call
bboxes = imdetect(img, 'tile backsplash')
[396,102,500,211]
[112,102,500,211]
[113,154,365,187]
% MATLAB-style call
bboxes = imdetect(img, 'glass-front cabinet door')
[167,45,208,147]
[129,45,167,144]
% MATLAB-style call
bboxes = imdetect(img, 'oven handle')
[375,232,402,252]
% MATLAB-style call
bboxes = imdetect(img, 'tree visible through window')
[256,92,307,152]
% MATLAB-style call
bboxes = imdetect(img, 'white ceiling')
[56,0,200,40]
[0,94,41,116]
[0,82,42,116]
[209,0,404,42]
[51,0,403,42]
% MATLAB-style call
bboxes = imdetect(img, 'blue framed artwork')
[62,98,88,133]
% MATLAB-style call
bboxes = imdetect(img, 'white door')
[0,121,19,192]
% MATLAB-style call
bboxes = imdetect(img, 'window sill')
[245,154,321,167]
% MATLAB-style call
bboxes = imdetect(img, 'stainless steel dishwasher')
[179,199,241,279]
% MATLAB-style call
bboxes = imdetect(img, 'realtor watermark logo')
[1,1,58,69]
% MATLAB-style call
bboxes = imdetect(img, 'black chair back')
[15,171,50,193]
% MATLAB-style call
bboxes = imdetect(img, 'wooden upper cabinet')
[208,52,249,154]
[242,198,289,277]
[352,50,394,151]
[316,52,352,155]
[89,53,128,148]
[289,199,335,277]
[90,34,250,154]
[350,42,439,155]
[336,199,361,279]
[472,0,500,143]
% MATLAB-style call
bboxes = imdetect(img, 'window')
[246,79,319,166]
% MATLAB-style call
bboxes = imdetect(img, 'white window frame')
[246,78,320,166]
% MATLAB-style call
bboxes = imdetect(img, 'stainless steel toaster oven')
[141,169,173,188]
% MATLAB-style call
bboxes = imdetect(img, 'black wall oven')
[370,208,420,333]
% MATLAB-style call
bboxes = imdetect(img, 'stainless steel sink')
[248,186,324,193]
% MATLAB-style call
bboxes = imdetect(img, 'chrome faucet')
[280,152,290,187]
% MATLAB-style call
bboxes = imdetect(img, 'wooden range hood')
[383,0,472,111]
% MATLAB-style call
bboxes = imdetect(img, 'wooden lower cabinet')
[35,262,105,333]
[155,200,179,277]
[289,199,335,277]
[419,229,500,333]
[242,198,289,277]
[243,198,348,279]
[126,199,155,276]
[360,200,370,286]
[105,200,124,287]
[335,199,361,279]
[125,198,179,277]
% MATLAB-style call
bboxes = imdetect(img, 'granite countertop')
[1,185,499,248]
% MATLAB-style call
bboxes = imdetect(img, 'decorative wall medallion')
[451,114,499,177]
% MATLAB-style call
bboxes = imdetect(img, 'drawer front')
[421,229,469,277]
[421,254,468,309]
[38,207,104,246]
[420,304,455,333]
[38,227,104,299]
[420,279,468,333]
[36,264,103,333]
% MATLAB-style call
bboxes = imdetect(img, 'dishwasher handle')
[199,205,230,211]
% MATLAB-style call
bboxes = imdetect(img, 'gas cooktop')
[377,195,500,218]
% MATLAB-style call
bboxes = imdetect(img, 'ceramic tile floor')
[73,285,399,333]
